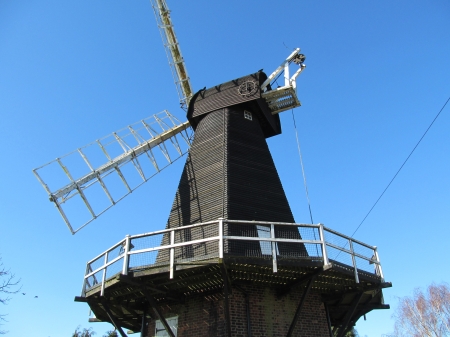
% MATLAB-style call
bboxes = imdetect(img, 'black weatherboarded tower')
[159,71,306,262]
[76,68,391,337]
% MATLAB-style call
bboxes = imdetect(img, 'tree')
[345,327,359,337]
[334,327,359,337]
[332,326,359,336]
[72,326,95,337]
[71,327,118,337]
[393,283,450,337]
[0,257,20,334]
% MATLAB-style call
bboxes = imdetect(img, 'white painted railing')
[81,219,384,297]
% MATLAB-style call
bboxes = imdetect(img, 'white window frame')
[244,110,253,121]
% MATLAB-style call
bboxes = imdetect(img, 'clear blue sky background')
[1,1,449,336]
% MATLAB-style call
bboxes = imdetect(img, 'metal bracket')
[260,48,306,115]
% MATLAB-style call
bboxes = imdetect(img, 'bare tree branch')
[394,283,450,337]
[0,257,21,335]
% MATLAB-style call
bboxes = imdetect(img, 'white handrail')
[81,219,384,295]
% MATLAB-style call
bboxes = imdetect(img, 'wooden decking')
[77,254,390,332]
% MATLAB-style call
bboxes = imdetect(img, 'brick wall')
[145,283,330,336]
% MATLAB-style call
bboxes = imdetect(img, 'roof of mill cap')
[187,71,282,138]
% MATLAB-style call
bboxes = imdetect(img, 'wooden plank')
[278,264,332,297]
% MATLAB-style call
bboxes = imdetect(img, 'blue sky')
[1,1,449,336]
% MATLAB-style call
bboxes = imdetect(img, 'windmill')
[33,1,390,336]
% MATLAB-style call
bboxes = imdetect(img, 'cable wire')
[291,109,321,256]
[291,109,314,224]
[351,96,450,238]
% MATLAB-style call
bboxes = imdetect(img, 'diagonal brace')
[141,289,175,337]
[117,275,175,337]
[324,303,333,337]
[336,292,364,337]
[286,276,316,337]
[278,264,331,297]
[101,300,128,337]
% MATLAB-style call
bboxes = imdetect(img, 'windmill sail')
[151,0,193,110]
[33,50,305,235]
[33,110,193,234]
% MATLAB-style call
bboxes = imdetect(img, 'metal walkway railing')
[81,219,384,297]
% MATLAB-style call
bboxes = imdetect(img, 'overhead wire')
[290,109,319,256]
[350,96,450,238]
[291,109,314,224]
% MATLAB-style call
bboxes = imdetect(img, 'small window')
[244,110,252,121]
[155,316,178,336]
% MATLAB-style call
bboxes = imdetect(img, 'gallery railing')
[81,219,384,297]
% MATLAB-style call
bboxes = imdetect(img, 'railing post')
[373,247,384,281]
[318,224,329,266]
[81,263,90,297]
[169,230,175,279]
[348,239,359,284]
[218,218,224,259]
[122,235,131,275]
[270,224,277,273]
[101,252,108,296]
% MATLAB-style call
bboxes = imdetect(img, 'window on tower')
[244,110,252,121]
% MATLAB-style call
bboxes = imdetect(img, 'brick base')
[145,283,330,336]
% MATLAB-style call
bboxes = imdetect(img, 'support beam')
[117,274,175,337]
[74,296,88,302]
[324,303,333,337]
[140,306,147,337]
[286,276,315,337]
[219,260,232,295]
[141,289,175,337]
[323,282,392,305]
[335,303,390,311]
[221,264,232,337]
[102,300,128,337]
[336,292,364,337]
[278,264,331,297]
